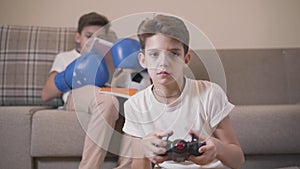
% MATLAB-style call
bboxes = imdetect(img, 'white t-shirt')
[123,78,234,169]
[50,49,81,103]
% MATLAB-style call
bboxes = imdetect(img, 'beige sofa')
[0,25,299,169]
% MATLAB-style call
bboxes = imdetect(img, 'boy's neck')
[152,77,186,103]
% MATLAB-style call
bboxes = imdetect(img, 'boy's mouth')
[157,71,170,75]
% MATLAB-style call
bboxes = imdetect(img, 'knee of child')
[94,92,119,116]
[97,93,119,107]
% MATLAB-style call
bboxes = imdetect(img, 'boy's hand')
[141,130,173,164]
[188,130,217,165]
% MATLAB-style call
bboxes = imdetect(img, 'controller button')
[175,141,186,150]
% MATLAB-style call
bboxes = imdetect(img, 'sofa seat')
[231,105,300,169]
[31,109,123,169]
[232,105,300,154]
[31,109,85,157]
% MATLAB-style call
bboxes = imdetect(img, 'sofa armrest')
[0,106,50,169]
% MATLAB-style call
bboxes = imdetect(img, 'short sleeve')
[207,83,235,128]
[50,53,67,73]
[122,99,144,138]
[50,50,80,73]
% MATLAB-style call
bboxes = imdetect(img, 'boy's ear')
[75,32,81,43]
[138,52,147,68]
[184,52,191,66]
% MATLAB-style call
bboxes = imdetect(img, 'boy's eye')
[145,50,160,58]
[149,51,159,57]
[84,33,93,39]
[86,35,92,39]
[145,49,182,59]
[170,52,180,57]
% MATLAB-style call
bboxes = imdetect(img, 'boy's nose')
[158,51,170,65]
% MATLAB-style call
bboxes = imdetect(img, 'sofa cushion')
[244,154,300,169]
[284,49,300,104]
[31,109,85,157]
[0,25,76,106]
[231,105,300,155]
[219,49,289,105]
[189,49,300,105]
[31,109,124,157]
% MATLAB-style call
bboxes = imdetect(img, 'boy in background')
[42,12,119,169]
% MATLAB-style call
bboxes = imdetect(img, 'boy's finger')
[199,146,207,153]
[152,146,167,155]
[189,154,207,165]
[153,155,168,164]
[151,138,167,147]
[155,130,173,138]
[189,130,208,139]
[189,130,200,139]
[189,130,209,142]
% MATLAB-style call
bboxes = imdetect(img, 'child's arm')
[130,134,152,169]
[41,71,63,101]
[189,115,244,169]
[131,157,152,169]
[212,115,245,168]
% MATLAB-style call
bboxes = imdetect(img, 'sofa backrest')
[0,25,76,106]
[188,49,300,105]
[1,25,299,106]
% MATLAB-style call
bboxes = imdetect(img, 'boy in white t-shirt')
[41,12,119,169]
[122,14,245,169]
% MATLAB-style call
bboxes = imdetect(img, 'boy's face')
[139,34,190,86]
[75,25,103,51]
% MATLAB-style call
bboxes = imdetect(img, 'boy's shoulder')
[192,79,228,102]
[124,85,152,109]
[127,85,151,101]
[133,84,151,96]
[53,49,80,63]
[188,78,224,94]
[56,49,79,57]
[188,78,214,88]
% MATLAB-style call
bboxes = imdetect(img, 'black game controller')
[158,134,206,162]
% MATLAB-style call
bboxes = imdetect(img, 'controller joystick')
[158,134,206,162]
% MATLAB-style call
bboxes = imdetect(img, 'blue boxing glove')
[111,38,143,70]
[54,52,109,92]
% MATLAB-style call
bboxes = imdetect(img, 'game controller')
[158,134,206,162]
